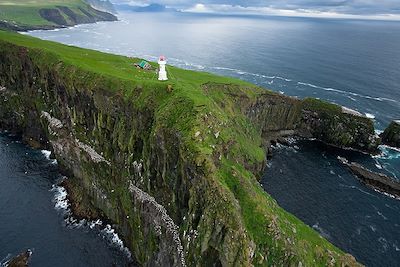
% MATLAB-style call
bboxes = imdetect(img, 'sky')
[112,0,400,20]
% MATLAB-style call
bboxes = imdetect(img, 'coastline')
[0,30,369,266]
[0,2,117,32]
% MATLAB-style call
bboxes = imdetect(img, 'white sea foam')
[0,250,33,267]
[212,66,244,72]
[365,113,376,119]
[51,184,70,212]
[373,145,400,160]
[377,211,388,220]
[297,81,400,104]
[41,150,51,160]
[0,253,12,266]
[312,223,330,239]
[275,76,292,82]
[378,237,389,251]
[102,224,132,258]
[50,181,132,258]
[375,163,383,170]
[89,219,103,229]
[355,228,364,238]
[373,189,400,201]
[209,66,293,83]
[340,184,377,198]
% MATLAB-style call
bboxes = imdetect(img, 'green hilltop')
[0,29,370,266]
[0,0,116,30]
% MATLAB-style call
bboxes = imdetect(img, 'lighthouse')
[158,55,168,81]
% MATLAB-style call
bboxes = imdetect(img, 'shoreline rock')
[6,250,32,267]
[381,120,400,149]
[338,157,400,199]
[59,178,103,221]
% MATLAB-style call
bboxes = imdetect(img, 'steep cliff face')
[85,0,116,14]
[0,32,367,266]
[205,83,379,157]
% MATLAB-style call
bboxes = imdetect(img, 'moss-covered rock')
[381,120,400,148]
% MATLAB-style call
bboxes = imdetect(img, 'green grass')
[0,0,76,25]
[0,30,360,266]
[0,30,253,86]
[0,0,111,28]
[302,97,342,114]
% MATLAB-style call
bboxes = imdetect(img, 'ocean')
[13,11,400,266]
[0,133,133,266]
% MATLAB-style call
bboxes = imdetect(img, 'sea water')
[0,133,134,266]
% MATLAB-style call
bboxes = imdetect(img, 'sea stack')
[381,120,400,148]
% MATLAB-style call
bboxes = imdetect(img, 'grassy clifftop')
[0,30,370,266]
[0,0,117,30]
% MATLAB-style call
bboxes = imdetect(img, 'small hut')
[134,60,152,70]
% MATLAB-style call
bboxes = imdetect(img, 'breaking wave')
[374,145,400,160]
[340,184,377,198]
[312,222,331,239]
[50,180,132,259]
[296,82,399,104]
[365,113,376,119]
[41,150,57,164]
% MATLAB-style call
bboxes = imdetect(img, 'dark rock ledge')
[338,157,400,199]
[6,250,32,267]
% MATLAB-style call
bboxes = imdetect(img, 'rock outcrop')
[381,120,400,148]
[338,157,400,199]
[6,250,32,267]
[205,83,379,157]
[85,0,117,14]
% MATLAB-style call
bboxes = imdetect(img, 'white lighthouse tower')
[158,55,168,81]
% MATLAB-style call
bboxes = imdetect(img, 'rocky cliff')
[0,31,372,266]
[0,0,117,31]
[381,120,400,148]
[85,0,116,14]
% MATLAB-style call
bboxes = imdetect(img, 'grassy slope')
[0,30,359,266]
[0,0,111,28]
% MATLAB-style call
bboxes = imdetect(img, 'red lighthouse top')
[159,55,166,61]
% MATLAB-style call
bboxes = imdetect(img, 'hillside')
[85,0,116,14]
[0,0,117,31]
[0,30,378,266]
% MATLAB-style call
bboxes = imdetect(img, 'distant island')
[114,3,177,13]
[0,0,117,31]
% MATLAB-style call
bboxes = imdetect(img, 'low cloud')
[113,0,400,20]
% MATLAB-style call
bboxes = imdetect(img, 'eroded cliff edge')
[0,31,375,266]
